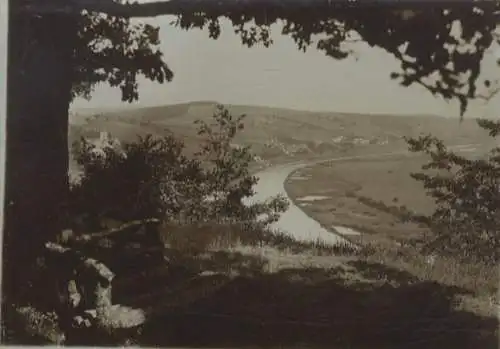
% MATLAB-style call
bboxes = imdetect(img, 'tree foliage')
[70,105,288,231]
[39,0,499,116]
[181,2,499,116]
[18,1,499,114]
[405,121,500,263]
[194,105,289,226]
[70,132,200,228]
[73,2,173,102]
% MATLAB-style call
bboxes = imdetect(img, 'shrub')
[193,105,289,227]
[69,104,288,232]
[405,119,500,264]
[70,132,203,230]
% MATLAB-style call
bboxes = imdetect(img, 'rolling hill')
[69,101,493,168]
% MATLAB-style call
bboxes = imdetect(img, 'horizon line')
[70,100,460,119]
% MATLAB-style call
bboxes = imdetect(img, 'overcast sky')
[71,15,500,119]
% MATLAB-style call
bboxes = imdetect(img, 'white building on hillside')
[89,131,124,158]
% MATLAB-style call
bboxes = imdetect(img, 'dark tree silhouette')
[18,0,500,113]
[5,0,172,306]
[405,120,500,264]
[4,0,500,311]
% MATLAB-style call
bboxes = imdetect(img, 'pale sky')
[71,15,500,119]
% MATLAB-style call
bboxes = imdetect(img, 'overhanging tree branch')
[17,0,496,18]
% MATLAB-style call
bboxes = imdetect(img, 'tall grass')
[160,220,358,256]
[358,241,498,303]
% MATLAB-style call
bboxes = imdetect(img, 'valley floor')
[137,143,499,348]
[279,145,498,334]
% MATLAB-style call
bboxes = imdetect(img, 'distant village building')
[89,131,124,159]
[99,131,109,143]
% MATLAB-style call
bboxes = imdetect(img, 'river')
[244,144,481,246]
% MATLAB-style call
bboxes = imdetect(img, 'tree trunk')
[3,1,78,306]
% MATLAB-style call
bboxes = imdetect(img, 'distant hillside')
[69,101,492,164]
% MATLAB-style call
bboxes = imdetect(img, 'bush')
[193,105,288,227]
[405,119,500,264]
[69,104,288,232]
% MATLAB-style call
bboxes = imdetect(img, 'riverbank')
[246,160,352,246]
[281,144,498,321]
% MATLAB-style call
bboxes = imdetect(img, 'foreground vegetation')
[284,117,500,330]
[3,106,499,348]
[7,1,500,346]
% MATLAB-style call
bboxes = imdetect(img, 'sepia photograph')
[1,0,500,347]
